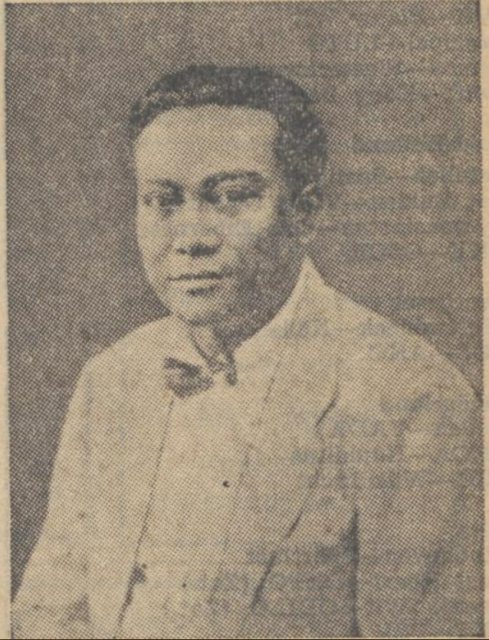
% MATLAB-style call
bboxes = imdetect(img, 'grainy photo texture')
[7,1,483,638]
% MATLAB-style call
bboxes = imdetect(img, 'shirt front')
[117,259,316,639]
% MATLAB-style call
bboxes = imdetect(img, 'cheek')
[223,197,284,252]
[136,209,172,259]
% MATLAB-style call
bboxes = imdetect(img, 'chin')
[155,279,243,327]
[176,308,232,328]
[167,295,235,327]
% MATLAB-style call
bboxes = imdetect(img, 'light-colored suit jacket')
[13,268,483,639]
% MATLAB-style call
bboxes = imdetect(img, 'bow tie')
[163,356,237,398]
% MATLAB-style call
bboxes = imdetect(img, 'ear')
[290,184,322,243]
[295,183,323,215]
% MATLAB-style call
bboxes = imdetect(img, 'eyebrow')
[202,171,268,191]
[143,172,268,192]
[144,178,182,191]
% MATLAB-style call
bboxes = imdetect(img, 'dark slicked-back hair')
[130,65,327,208]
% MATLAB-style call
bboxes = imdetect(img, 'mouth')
[169,271,228,282]
[168,271,231,296]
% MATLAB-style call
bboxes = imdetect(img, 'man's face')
[134,105,302,327]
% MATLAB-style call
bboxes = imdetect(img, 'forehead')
[134,105,280,184]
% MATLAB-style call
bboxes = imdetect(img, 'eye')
[142,191,183,216]
[225,188,261,204]
[204,187,262,207]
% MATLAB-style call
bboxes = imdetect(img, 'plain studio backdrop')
[6,1,481,593]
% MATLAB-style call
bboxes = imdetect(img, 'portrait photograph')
[5,0,484,638]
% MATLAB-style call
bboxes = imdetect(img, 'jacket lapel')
[209,264,341,637]
[92,318,216,638]
[89,332,177,639]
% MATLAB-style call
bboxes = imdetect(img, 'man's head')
[130,65,327,331]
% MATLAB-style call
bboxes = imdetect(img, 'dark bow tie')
[163,356,237,398]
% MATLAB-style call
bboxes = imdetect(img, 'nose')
[172,203,222,258]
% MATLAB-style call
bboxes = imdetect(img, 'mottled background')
[7,1,481,593]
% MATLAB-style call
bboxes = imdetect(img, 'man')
[13,65,483,638]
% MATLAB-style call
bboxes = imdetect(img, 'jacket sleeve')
[12,365,95,639]
[355,370,484,637]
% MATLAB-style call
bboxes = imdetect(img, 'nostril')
[177,242,219,258]
[190,243,219,258]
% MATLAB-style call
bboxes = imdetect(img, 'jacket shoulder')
[331,288,478,409]
[79,316,177,383]
[329,290,481,475]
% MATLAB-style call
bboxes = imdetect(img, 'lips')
[169,271,228,282]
